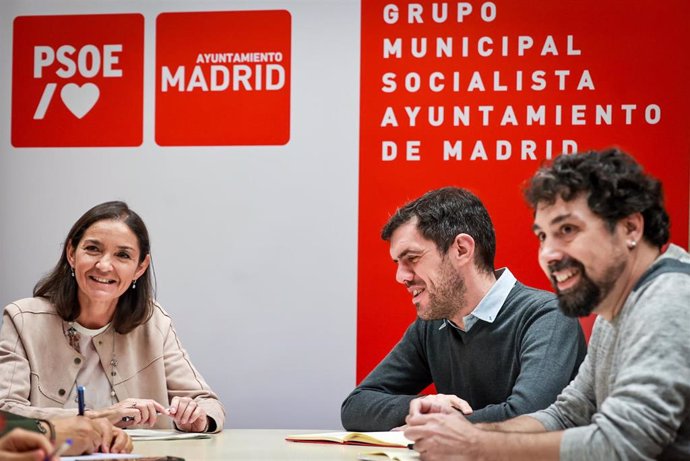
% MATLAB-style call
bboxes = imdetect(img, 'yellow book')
[285,431,411,448]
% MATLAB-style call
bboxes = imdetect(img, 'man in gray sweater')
[405,149,690,460]
[341,187,586,431]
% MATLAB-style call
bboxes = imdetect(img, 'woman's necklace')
[65,321,119,403]
[109,334,118,399]
[66,323,80,350]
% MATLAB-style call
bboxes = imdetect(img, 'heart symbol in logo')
[60,83,100,119]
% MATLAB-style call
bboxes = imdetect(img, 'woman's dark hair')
[34,201,154,333]
[524,148,670,248]
[381,187,496,274]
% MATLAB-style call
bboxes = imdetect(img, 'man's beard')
[549,257,623,317]
[419,259,466,320]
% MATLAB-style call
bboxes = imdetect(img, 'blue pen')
[45,438,72,461]
[77,385,86,416]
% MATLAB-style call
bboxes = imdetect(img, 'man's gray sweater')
[530,244,690,460]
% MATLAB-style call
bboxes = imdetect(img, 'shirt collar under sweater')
[442,267,517,332]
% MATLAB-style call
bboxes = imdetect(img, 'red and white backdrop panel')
[357,0,690,382]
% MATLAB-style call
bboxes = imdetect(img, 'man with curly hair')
[404,149,690,461]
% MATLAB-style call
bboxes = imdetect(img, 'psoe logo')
[155,10,291,146]
[12,14,144,147]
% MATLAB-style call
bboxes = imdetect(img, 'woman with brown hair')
[0,201,224,433]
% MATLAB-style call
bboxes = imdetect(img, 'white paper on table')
[125,429,211,441]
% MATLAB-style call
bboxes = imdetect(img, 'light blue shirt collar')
[441,268,517,332]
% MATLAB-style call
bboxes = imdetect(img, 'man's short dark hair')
[381,187,496,273]
[525,148,670,248]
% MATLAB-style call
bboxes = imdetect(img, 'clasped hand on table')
[86,396,208,432]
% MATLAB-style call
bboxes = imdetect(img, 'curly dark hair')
[34,201,154,334]
[381,187,496,274]
[524,148,670,248]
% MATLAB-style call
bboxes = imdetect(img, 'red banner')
[358,0,690,381]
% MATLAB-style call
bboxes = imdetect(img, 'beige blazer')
[0,297,225,432]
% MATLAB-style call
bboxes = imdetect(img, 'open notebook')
[285,431,411,448]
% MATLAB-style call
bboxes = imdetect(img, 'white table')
[133,429,414,461]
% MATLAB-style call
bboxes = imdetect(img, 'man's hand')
[408,393,473,417]
[404,411,481,461]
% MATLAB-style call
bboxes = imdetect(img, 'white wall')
[0,0,360,429]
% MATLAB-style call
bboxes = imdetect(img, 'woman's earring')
[71,267,75,277]
[132,279,137,289]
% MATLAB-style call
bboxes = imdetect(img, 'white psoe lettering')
[34,44,123,78]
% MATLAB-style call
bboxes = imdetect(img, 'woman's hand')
[169,396,209,433]
[108,427,133,453]
[87,398,168,428]
[0,428,54,461]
